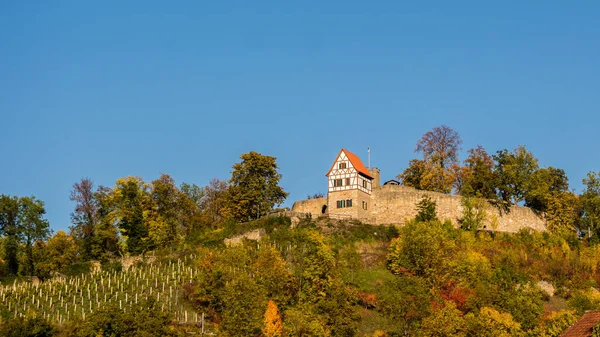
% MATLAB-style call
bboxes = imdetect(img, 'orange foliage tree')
[263,299,283,337]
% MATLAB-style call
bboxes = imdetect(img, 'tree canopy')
[0,194,50,275]
[399,125,462,193]
[225,151,288,222]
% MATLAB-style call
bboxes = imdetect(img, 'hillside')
[2,213,600,336]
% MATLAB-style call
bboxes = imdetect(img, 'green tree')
[0,195,50,275]
[19,196,51,276]
[198,178,229,228]
[178,181,205,232]
[387,220,455,286]
[148,174,182,247]
[94,186,121,260]
[225,152,288,222]
[546,191,580,234]
[0,316,56,337]
[220,275,268,336]
[494,286,544,331]
[459,146,498,200]
[568,288,600,314]
[111,176,152,254]
[415,196,438,223]
[283,303,331,337]
[254,245,296,305]
[65,299,176,337]
[581,171,600,239]
[459,196,487,232]
[529,310,577,337]
[525,167,569,212]
[280,228,359,335]
[378,276,432,334]
[398,159,426,190]
[69,177,100,260]
[180,182,205,205]
[493,146,539,206]
[0,194,21,274]
[312,280,359,336]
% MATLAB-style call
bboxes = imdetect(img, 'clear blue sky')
[1,1,599,232]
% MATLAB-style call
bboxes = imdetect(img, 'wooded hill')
[2,211,600,336]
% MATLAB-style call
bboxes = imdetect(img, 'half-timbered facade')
[325,149,374,218]
[327,150,373,194]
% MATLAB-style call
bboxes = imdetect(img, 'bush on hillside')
[61,262,91,277]
[0,316,55,337]
[62,299,177,337]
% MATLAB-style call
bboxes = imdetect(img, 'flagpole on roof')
[368,147,370,169]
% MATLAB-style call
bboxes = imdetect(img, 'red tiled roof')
[560,311,600,337]
[326,148,373,179]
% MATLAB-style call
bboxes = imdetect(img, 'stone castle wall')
[366,185,546,232]
[293,185,546,233]
[291,197,328,217]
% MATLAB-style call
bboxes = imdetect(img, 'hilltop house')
[325,148,380,219]
[291,148,547,233]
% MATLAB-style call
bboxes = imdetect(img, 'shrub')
[63,299,176,337]
[529,310,577,337]
[415,197,437,223]
[568,288,600,314]
[0,316,56,337]
[387,220,456,286]
[61,262,91,277]
[465,307,524,337]
[101,260,122,273]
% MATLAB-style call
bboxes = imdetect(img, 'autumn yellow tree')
[419,301,466,337]
[32,230,77,279]
[148,174,182,247]
[546,191,580,234]
[254,245,295,304]
[465,307,524,337]
[399,125,462,193]
[263,299,283,337]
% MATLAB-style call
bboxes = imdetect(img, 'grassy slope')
[1,216,594,336]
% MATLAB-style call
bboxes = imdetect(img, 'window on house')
[362,201,368,210]
[333,179,343,187]
[362,179,368,188]
[338,162,347,169]
[345,178,351,186]
[336,199,353,208]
